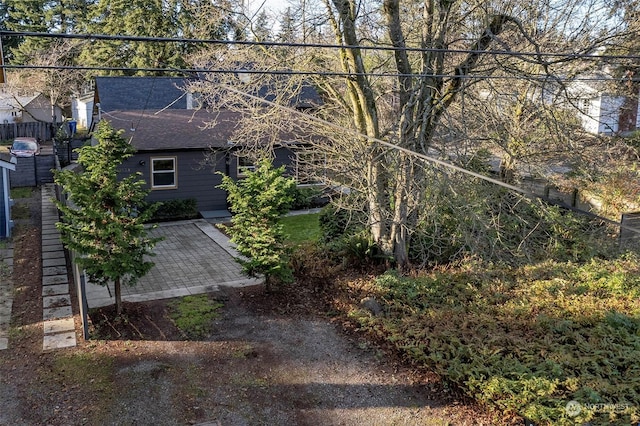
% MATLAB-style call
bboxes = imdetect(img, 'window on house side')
[579,98,592,116]
[237,156,255,178]
[151,157,177,189]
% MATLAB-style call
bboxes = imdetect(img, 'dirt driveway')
[81,291,475,426]
[0,187,495,426]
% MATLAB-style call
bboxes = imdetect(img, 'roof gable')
[104,109,238,151]
[0,92,41,111]
[95,76,190,111]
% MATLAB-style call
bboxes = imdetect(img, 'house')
[91,76,323,215]
[565,70,640,135]
[0,91,63,125]
[70,91,94,131]
[0,155,17,238]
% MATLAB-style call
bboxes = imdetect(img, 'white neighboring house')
[565,71,640,135]
[0,91,63,124]
[70,91,94,130]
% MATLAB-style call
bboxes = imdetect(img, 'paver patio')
[85,220,260,308]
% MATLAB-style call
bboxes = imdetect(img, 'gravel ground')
[0,186,499,426]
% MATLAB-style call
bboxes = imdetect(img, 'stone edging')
[41,184,76,351]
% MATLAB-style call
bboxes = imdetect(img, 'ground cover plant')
[346,255,640,425]
[168,295,223,339]
[10,187,33,199]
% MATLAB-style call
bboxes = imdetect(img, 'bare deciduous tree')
[189,0,628,266]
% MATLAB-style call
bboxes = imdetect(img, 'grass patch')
[10,187,33,199]
[11,203,30,220]
[168,295,223,339]
[279,213,321,245]
[348,255,640,425]
[53,352,114,394]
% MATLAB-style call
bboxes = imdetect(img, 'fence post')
[571,188,578,207]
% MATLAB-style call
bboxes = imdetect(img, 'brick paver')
[41,184,76,351]
[85,220,260,308]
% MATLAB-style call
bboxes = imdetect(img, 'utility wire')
[3,64,639,82]
[3,32,638,232]
[219,82,640,235]
[2,30,640,61]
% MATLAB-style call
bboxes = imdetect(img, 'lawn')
[279,213,321,245]
[10,187,33,199]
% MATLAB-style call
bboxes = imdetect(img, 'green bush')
[318,205,389,268]
[150,198,199,221]
[350,257,640,425]
[218,158,296,289]
[409,187,612,266]
[289,186,325,210]
[319,205,365,242]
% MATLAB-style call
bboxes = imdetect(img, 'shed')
[0,155,17,238]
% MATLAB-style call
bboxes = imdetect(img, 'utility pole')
[0,35,5,85]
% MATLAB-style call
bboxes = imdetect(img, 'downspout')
[4,167,10,237]
[4,158,16,237]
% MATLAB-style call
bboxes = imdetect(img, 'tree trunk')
[114,276,122,316]
[390,153,411,266]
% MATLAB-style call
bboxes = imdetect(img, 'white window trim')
[150,156,177,190]
[237,157,255,178]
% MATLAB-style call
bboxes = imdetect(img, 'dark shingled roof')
[95,76,191,111]
[96,75,324,151]
[95,75,323,112]
[103,109,239,151]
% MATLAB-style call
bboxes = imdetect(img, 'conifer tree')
[5,0,92,65]
[55,122,162,316]
[218,158,296,290]
[80,0,243,75]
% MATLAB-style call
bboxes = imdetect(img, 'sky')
[246,0,289,17]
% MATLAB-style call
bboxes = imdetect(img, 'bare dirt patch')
[0,188,505,425]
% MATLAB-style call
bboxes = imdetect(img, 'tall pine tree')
[55,121,162,316]
[80,0,243,75]
[5,0,93,64]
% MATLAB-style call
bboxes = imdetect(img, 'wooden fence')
[9,154,55,187]
[0,122,54,142]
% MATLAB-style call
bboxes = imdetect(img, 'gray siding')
[122,150,229,211]
[274,147,296,174]
[228,147,296,177]
[118,147,299,213]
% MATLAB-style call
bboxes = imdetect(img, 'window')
[579,98,593,116]
[151,157,177,189]
[237,156,255,178]
[186,92,203,110]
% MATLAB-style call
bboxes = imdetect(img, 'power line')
[3,63,639,83]
[219,82,640,235]
[2,30,640,61]
[2,34,637,231]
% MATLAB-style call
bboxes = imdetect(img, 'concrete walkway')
[41,184,76,351]
[85,220,260,308]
